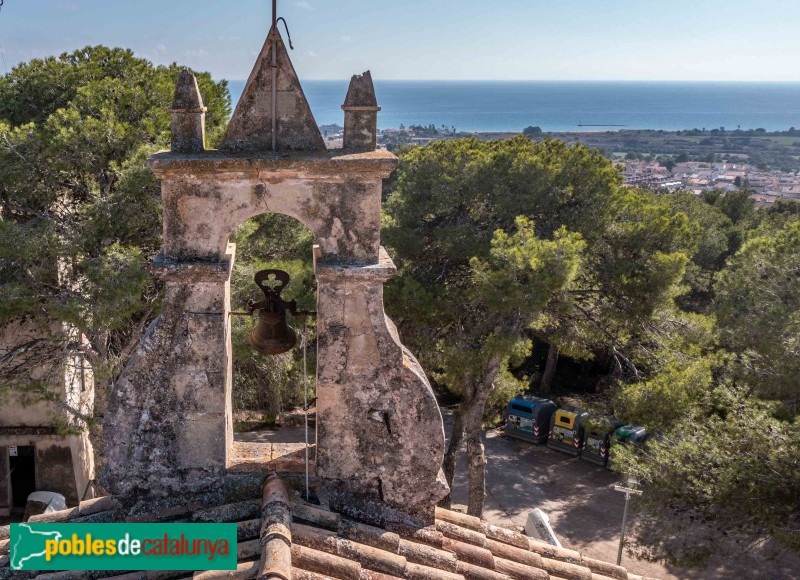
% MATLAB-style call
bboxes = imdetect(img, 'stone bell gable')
[222,26,325,152]
[102,22,448,525]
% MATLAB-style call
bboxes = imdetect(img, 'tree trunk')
[462,355,503,517]
[439,398,468,508]
[540,343,559,395]
[466,433,487,516]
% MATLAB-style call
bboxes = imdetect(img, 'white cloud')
[184,49,209,57]
[295,1,313,10]
[341,35,353,43]
[307,50,317,57]
[138,43,168,62]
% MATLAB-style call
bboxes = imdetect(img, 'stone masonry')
[103,25,448,524]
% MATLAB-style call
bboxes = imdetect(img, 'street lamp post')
[613,478,643,566]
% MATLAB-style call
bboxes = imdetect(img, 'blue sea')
[227,80,800,133]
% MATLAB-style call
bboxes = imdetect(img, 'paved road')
[236,418,799,579]
[447,420,799,580]
[449,425,677,579]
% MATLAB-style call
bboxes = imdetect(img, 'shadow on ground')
[236,413,800,579]
[442,409,800,580]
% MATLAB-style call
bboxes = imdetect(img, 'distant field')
[536,130,800,170]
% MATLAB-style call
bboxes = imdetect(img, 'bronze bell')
[248,269,298,356]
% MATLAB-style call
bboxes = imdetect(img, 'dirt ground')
[236,419,799,580]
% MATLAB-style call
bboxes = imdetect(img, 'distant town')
[319,123,800,208]
[618,159,798,208]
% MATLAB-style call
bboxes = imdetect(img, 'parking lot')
[447,419,799,580]
[237,413,799,580]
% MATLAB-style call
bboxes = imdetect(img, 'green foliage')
[614,350,715,430]
[613,397,800,565]
[0,46,229,146]
[715,220,800,401]
[609,217,800,564]
[385,136,694,409]
[0,47,230,417]
[663,193,736,311]
[228,214,317,416]
[385,138,620,402]
[522,126,543,139]
[386,135,800,560]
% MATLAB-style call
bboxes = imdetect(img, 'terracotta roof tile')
[485,538,543,569]
[404,561,462,580]
[194,562,258,579]
[2,478,657,580]
[455,560,510,580]
[441,536,495,568]
[292,543,361,579]
[340,520,401,553]
[397,538,458,572]
[494,556,549,579]
[335,538,407,577]
[582,557,628,579]
[436,521,488,547]
[291,568,338,580]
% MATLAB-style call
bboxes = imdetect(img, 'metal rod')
[302,320,309,500]
[271,0,278,152]
[617,492,630,566]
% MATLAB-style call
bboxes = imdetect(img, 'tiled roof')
[0,476,657,580]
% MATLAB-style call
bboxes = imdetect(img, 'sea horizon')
[226,79,800,134]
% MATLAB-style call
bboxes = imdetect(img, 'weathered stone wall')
[35,441,79,505]
[342,72,380,151]
[103,56,449,523]
[102,250,234,505]
[103,148,448,521]
[222,28,326,152]
[0,435,94,507]
[315,251,448,522]
[0,319,94,428]
[343,109,379,151]
[152,152,391,265]
[0,321,64,427]
[68,433,96,504]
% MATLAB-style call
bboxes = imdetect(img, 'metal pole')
[271,0,278,152]
[617,491,630,566]
[302,321,309,500]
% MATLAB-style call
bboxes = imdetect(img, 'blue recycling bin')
[505,396,557,444]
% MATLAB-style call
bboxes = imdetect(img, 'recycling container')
[547,405,590,456]
[505,395,557,444]
[606,423,650,470]
[579,417,622,466]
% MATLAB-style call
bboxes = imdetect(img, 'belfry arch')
[103,24,447,523]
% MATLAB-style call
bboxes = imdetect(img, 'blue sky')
[1,0,799,82]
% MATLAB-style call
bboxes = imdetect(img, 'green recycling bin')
[606,423,650,470]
